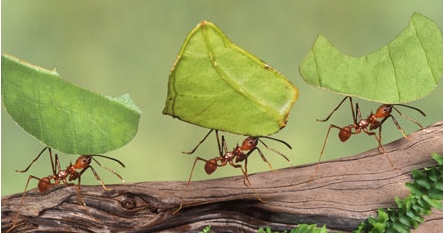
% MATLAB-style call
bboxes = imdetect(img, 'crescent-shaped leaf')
[1,54,141,154]
[299,12,442,103]
[163,21,299,136]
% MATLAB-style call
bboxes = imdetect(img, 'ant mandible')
[7,147,125,232]
[308,96,426,181]
[174,129,292,214]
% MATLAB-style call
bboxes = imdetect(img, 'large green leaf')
[299,12,442,104]
[2,54,141,154]
[163,21,299,136]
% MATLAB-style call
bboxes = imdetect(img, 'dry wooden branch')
[2,121,442,232]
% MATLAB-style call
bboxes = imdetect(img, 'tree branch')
[2,121,442,232]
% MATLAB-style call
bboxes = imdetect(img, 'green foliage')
[354,153,443,233]
[163,21,299,136]
[299,12,442,104]
[258,224,329,233]
[1,54,141,154]
[199,225,211,233]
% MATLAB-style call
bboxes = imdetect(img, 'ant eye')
[381,105,391,113]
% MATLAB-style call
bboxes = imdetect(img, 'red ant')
[174,129,292,214]
[308,96,426,181]
[7,147,125,232]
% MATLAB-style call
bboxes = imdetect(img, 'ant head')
[204,159,217,175]
[73,155,92,169]
[239,137,259,150]
[374,104,393,118]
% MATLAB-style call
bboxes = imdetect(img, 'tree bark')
[2,121,442,233]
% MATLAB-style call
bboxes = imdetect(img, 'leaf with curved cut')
[299,12,442,103]
[163,21,299,136]
[1,54,141,154]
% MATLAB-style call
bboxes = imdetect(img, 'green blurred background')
[2,1,442,196]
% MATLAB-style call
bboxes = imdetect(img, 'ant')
[7,147,125,232]
[174,129,292,214]
[308,96,426,181]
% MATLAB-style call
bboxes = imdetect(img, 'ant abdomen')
[338,127,352,142]
[38,177,51,192]
[204,160,217,174]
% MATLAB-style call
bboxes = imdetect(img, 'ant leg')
[392,106,425,131]
[319,125,343,161]
[221,134,228,157]
[242,158,252,186]
[80,166,112,191]
[247,147,274,171]
[317,96,352,122]
[228,161,250,187]
[78,176,99,222]
[243,158,249,185]
[16,147,50,173]
[381,114,409,139]
[182,129,214,154]
[91,157,125,183]
[75,176,87,206]
[70,176,97,222]
[363,129,387,154]
[215,130,223,157]
[257,139,292,166]
[63,171,94,222]
[355,102,363,124]
[308,124,344,182]
[7,175,46,232]
[229,160,266,203]
[363,128,398,169]
[174,156,212,214]
[377,127,386,154]
[54,153,62,176]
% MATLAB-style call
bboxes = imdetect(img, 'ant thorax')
[224,150,237,160]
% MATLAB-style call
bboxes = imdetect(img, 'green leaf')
[429,187,443,200]
[368,210,388,232]
[392,222,410,233]
[163,21,299,136]
[431,153,443,165]
[413,176,432,190]
[369,224,386,233]
[434,179,443,191]
[394,196,404,208]
[1,54,141,154]
[406,181,427,196]
[411,202,423,214]
[299,12,442,103]
[257,226,272,233]
[199,225,211,233]
[422,195,443,209]
[406,209,423,224]
[426,167,439,182]
[416,197,432,212]
[400,214,419,229]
